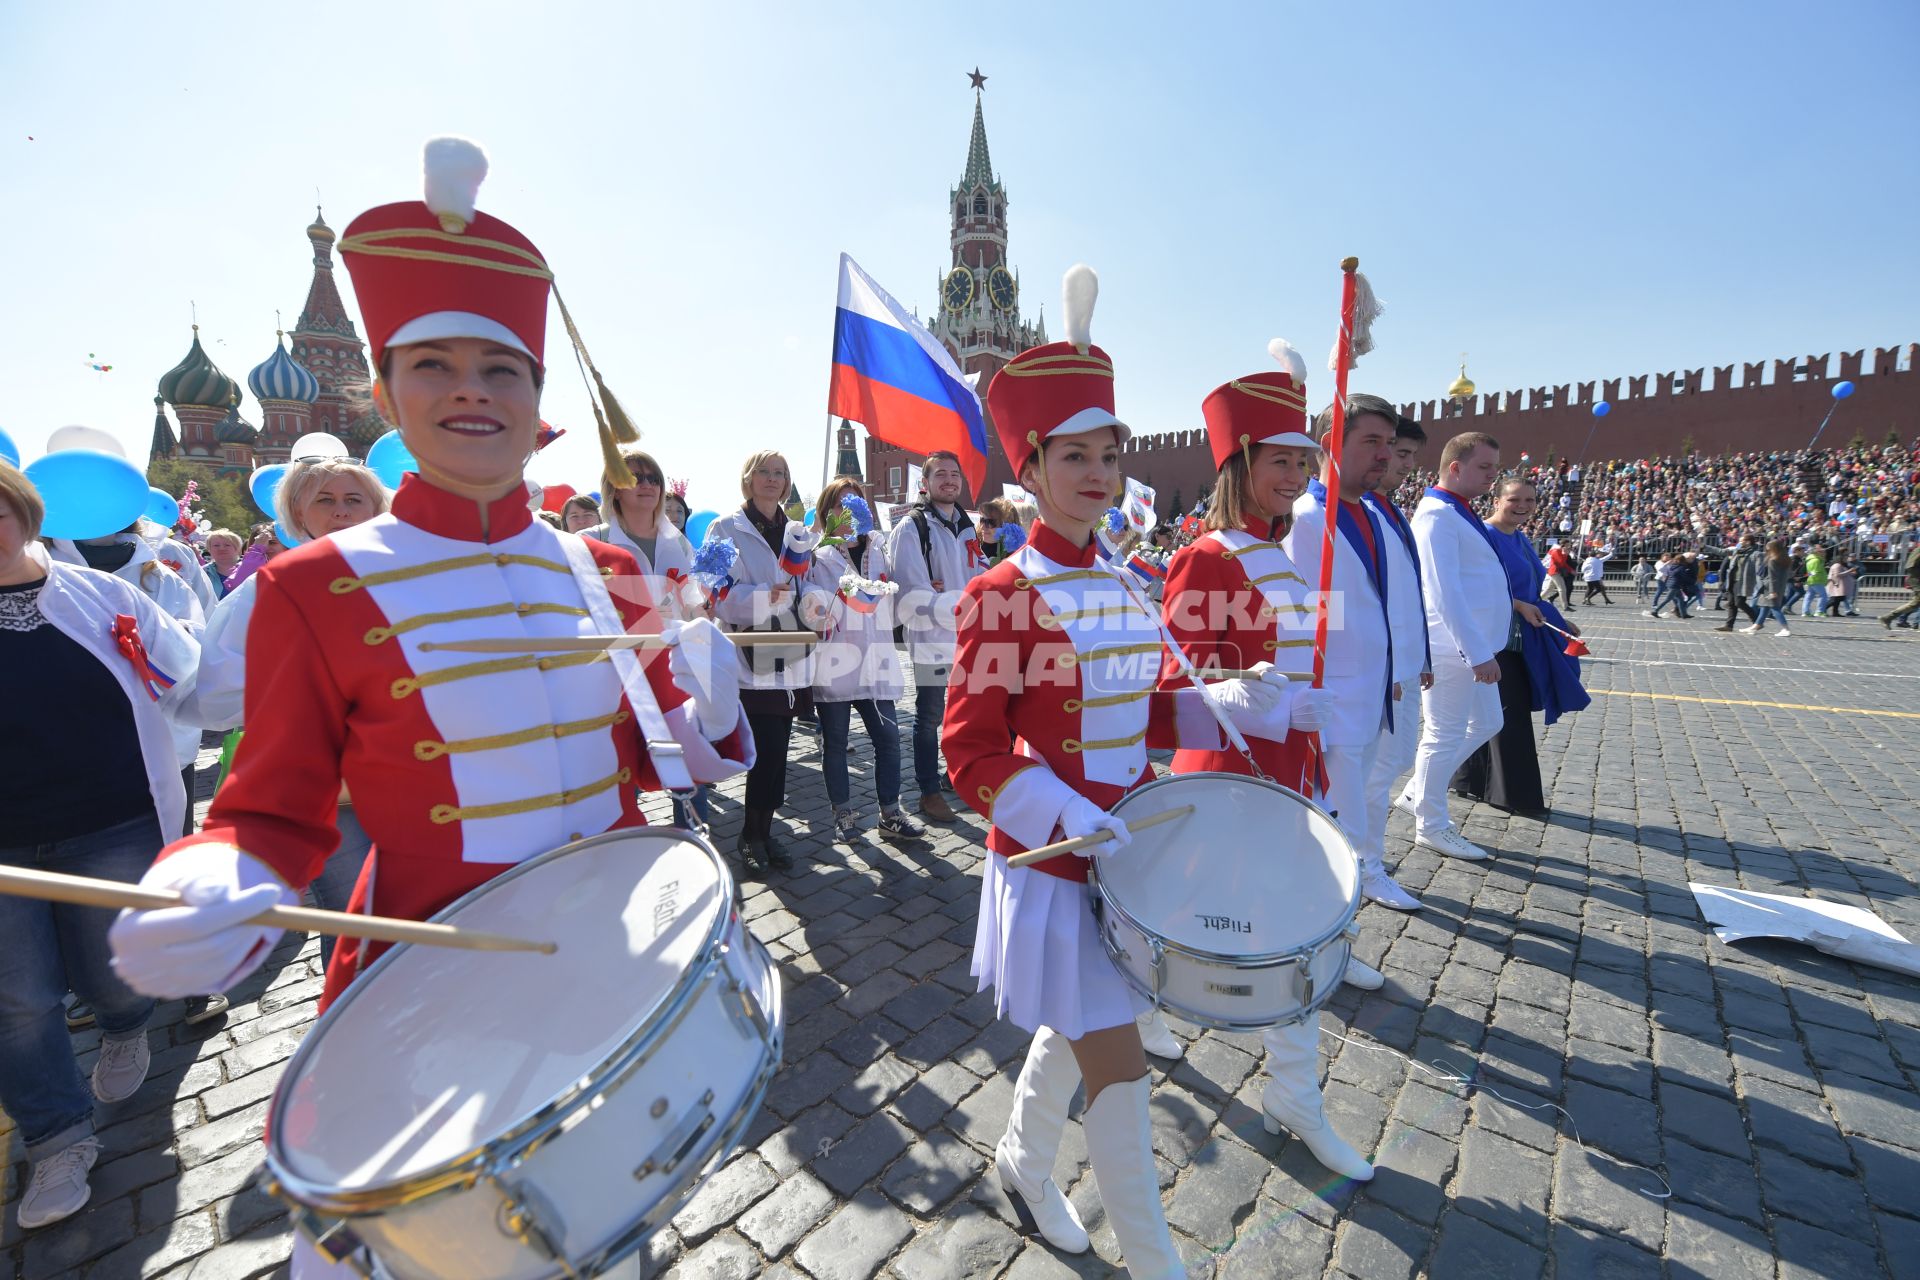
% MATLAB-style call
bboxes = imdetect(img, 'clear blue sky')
[4,2,1915,507]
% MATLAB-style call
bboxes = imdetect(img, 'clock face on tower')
[988,265,1017,312]
[942,267,975,313]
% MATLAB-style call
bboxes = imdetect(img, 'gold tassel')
[594,369,641,445]
[598,415,636,491]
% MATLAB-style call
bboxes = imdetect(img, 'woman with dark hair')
[1455,477,1589,815]
[0,462,199,1229]
[559,492,601,533]
[709,449,823,873]
[806,475,920,843]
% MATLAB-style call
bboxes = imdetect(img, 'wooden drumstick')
[419,633,821,654]
[1005,804,1196,869]
[0,866,558,955]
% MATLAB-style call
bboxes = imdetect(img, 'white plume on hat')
[1267,338,1307,384]
[1063,264,1098,353]
[423,136,489,233]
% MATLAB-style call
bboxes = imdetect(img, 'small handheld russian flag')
[1126,551,1167,583]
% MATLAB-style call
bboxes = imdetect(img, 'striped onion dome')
[215,401,258,446]
[157,327,241,409]
[248,334,321,403]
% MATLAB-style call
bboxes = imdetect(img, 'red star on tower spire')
[968,67,987,91]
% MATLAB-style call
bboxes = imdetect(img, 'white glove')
[108,845,291,998]
[782,522,819,556]
[1209,670,1287,738]
[1287,685,1333,733]
[663,618,742,739]
[1059,796,1131,859]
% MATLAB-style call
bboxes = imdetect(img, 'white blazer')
[709,507,822,695]
[581,517,697,620]
[1411,491,1511,668]
[168,574,257,732]
[1369,504,1429,686]
[885,504,983,673]
[1285,488,1393,747]
[30,546,202,838]
[805,538,906,703]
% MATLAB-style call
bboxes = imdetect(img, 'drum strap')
[1104,564,1273,784]
[557,535,695,794]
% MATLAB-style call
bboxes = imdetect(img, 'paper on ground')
[1690,883,1920,979]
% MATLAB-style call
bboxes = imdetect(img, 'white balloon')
[289,432,349,462]
[525,482,544,511]
[46,424,127,457]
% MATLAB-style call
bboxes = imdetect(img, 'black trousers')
[1724,592,1758,628]
[1453,651,1544,813]
[1552,572,1576,608]
[744,713,794,810]
[1582,579,1612,604]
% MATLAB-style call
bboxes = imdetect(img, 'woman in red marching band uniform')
[944,268,1314,1279]
[1154,341,1375,1182]
[106,138,753,1277]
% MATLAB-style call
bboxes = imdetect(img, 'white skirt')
[971,854,1145,1040]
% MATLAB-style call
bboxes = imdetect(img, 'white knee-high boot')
[1082,1074,1187,1279]
[1259,1018,1373,1180]
[997,1027,1090,1253]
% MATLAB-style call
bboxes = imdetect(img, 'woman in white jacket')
[579,448,695,615]
[0,463,200,1230]
[806,477,923,844]
[171,458,388,967]
[709,450,824,874]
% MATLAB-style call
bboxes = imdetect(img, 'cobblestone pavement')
[6,608,1919,1279]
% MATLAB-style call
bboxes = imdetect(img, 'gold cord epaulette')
[429,767,630,825]
[331,552,575,595]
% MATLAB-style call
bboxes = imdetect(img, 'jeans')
[1753,604,1790,629]
[1650,585,1691,618]
[817,699,903,809]
[1801,585,1828,616]
[309,807,375,970]
[911,681,948,797]
[0,813,162,1158]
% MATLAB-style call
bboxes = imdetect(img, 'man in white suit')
[1358,416,1431,910]
[1400,431,1512,860]
[1287,394,1403,930]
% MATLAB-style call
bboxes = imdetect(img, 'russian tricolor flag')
[830,254,988,500]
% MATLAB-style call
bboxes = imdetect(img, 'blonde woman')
[708,449,824,873]
[169,457,391,964]
[580,448,695,617]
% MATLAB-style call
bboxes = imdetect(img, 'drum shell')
[265,834,783,1280]
[1091,772,1361,1031]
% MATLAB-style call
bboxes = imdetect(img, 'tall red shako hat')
[985,265,1130,479]
[339,137,642,486]
[1201,339,1315,471]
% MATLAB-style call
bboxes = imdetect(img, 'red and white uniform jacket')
[158,475,752,1006]
[1158,516,1320,793]
[943,519,1229,883]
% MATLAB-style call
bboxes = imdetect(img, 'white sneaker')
[1740,623,1761,634]
[1391,792,1416,816]
[1414,828,1490,861]
[1361,868,1424,911]
[1343,957,1385,990]
[92,1032,150,1103]
[1137,1010,1186,1059]
[1776,628,1791,637]
[19,1138,100,1230]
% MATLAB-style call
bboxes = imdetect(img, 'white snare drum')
[1092,772,1360,1031]
[265,829,782,1280]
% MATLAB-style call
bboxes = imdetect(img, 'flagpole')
[1308,259,1362,788]
[821,411,837,492]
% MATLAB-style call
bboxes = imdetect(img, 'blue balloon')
[0,425,18,467]
[250,463,290,517]
[588,491,601,504]
[686,510,719,544]
[1832,380,1855,400]
[366,429,418,490]
[25,450,149,539]
[803,506,817,527]
[145,486,180,529]
[1592,401,1611,418]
